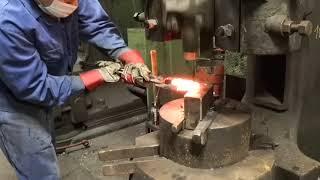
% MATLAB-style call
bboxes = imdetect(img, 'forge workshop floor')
[0,123,146,180]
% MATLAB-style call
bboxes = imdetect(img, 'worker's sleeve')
[0,26,85,107]
[78,0,130,59]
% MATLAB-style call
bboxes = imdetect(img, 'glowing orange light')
[170,78,201,92]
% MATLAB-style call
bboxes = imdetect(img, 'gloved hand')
[121,63,151,84]
[96,61,122,82]
[79,61,122,91]
[119,49,151,84]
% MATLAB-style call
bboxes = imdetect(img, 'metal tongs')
[117,68,168,87]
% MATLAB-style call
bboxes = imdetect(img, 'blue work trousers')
[0,109,59,180]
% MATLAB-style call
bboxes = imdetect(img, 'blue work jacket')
[0,0,129,113]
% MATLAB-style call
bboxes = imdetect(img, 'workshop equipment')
[98,0,320,179]
[99,79,253,176]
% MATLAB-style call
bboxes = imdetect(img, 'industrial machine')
[95,0,320,179]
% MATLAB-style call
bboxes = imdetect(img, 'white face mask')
[38,0,78,18]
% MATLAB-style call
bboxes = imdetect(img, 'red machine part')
[150,50,159,76]
[196,64,224,97]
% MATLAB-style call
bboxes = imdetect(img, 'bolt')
[282,20,313,36]
[266,15,313,37]
[216,24,234,38]
[281,19,293,35]
[291,20,313,36]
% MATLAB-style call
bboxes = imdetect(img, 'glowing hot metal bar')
[170,78,201,92]
[157,77,213,130]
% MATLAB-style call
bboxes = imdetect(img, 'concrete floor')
[0,123,146,180]
[0,150,16,180]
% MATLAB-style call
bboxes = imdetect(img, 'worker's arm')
[0,24,123,106]
[0,25,85,107]
[77,0,130,59]
[77,0,151,85]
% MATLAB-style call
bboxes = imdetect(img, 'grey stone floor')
[0,123,146,180]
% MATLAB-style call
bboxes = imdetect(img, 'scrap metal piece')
[184,85,213,130]
[192,111,216,145]
[98,144,159,161]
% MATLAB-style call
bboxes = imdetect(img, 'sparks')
[170,78,201,92]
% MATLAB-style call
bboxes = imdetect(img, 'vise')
[159,83,251,169]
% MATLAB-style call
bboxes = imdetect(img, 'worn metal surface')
[246,55,289,111]
[160,100,251,169]
[214,0,240,51]
[159,99,185,133]
[192,112,216,145]
[184,85,213,130]
[102,157,161,176]
[134,150,274,180]
[273,141,320,180]
[195,59,224,97]
[129,125,273,180]
[241,0,290,55]
[241,0,314,55]
[297,0,320,162]
[98,144,159,161]
[265,15,313,37]
[100,132,160,176]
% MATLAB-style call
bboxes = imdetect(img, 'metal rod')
[150,50,160,126]
[150,50,159,77]
[56,140,90,152]
[98,144,159,161]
